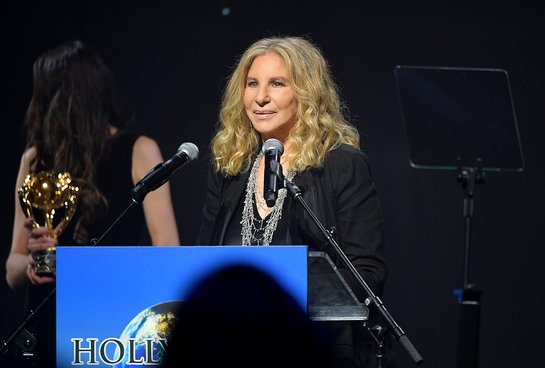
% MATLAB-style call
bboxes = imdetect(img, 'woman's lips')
[253,110,276,119]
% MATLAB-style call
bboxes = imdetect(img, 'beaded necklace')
[241,152,295,246]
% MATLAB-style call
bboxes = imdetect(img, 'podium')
[308,251,368,321]
[55,246,366,367]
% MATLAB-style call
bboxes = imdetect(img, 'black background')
[2,1,544,367]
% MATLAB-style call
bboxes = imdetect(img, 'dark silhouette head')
[162,264,336,368]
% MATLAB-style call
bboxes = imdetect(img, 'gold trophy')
[18,171,79,277]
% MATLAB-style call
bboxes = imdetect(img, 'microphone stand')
[279,174,423,365]
[0,288,54,359]
[0,200,136,361]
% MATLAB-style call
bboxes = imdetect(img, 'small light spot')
[221,7,231,16]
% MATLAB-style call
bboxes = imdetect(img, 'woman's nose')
[255,87,270,106]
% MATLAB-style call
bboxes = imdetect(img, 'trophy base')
[33,248,56,277]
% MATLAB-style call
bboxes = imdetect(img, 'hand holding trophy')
[18,171,79,277]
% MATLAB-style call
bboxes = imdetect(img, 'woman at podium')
[197,36,392,367]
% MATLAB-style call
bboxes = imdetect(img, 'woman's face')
[243,53,298,142]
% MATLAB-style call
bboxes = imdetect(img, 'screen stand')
[395,66,525,368]
[455,158,484,368]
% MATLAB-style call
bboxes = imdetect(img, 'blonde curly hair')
[212,36,359,176]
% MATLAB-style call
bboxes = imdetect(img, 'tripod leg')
[364,323,386,368]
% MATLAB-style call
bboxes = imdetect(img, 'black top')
[223,187,304,246]
[58,130,146,246]
[198,144,386,298]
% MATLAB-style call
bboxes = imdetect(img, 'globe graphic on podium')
[114,301,182,367]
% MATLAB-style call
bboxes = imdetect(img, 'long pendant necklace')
[241,152,295,246]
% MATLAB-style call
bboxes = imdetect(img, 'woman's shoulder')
[111,129,160,157]
[325,144,368,167]
[132,135,162,164]
[314,145,376,193]
[15,147,37,187]
[133,134,159,151]
[21,147,37,163]
[19,147,37,169]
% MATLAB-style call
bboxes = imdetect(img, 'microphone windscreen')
[262,138,284,155]
[178,142,199,161]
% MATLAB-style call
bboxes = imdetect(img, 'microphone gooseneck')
[262,138,284,207]
[131,142,199,204]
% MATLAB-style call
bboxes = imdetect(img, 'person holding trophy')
[5,40,180,367]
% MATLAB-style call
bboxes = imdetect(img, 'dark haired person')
[6,40,179,367]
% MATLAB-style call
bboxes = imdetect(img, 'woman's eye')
[272,80,285,87]
[247,81,257,87]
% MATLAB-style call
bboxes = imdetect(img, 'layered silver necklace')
[241,152,295,246]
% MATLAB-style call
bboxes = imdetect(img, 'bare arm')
[132,136,180,246]
[6,149,56,290]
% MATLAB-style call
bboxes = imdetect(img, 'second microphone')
[131,142,199,204]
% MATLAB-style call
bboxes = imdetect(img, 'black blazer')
[197,144,387,299]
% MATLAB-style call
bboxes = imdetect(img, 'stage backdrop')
[2,1,544,367]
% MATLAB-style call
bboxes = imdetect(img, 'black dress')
[16,131,147,368]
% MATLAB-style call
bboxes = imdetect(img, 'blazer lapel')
[211,170,250,245]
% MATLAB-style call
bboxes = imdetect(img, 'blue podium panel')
[56,246,307,367]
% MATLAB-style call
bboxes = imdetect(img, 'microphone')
[262,138,284,207]
[131,142,199,204]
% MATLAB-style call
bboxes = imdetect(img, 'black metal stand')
[366,324,386,368]
[89,201,135,246]
[456,159,484,368]
[394,66,524,368]
[0,287,55,360]
[281,176,423,365]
